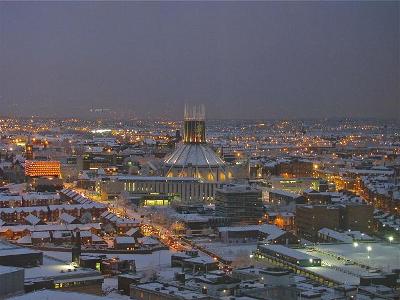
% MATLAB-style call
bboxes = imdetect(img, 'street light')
[353,242,359,248]
[388,236,394,243]
[366,246,372,259]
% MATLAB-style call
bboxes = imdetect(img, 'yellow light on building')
[25,160,61,177]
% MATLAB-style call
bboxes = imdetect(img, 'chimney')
[72,229,81,265]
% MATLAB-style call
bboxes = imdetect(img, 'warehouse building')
[256,244,321,267]
[0,241,43,267]
[0,266,24,297]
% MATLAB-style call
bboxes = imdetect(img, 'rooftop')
[134,282,209,300]
[164,143,225,168]
[259,245,320,261]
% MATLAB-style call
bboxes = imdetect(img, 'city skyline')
[0,1,399,120]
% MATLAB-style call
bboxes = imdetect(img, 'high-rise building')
[215,184,264,224]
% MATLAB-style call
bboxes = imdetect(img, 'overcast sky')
[0,1,399,120]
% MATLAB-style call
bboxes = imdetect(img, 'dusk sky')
[0,1,399,120]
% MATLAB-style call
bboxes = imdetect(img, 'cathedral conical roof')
[164,143,225,168]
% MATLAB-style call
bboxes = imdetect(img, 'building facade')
[215,185,263,224]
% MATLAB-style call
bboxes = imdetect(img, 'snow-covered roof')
[0,193,22,202]
[259,245,319,261]
[218,224,286,240]
[125,227,140,236]
[0,206,48,214]
[138,236,159,245]
[52,230,72,239]
[269,189,302,198]
[318,228,353,243]
[183,256,216,265]
[22,192,60,201]
[60,212,78,224]
[134,282,208,300]
[25,214,43,226]
[0,265,23,276]
[32,231,50,239]
[114,236,135,244]
[74,230,92,238]
[16,235,32,244]
[0,223,101,233]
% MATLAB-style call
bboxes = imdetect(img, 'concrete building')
[0,241,43,267]
[98,175,222,202]
[0,266,24,298]
[217,224,298,244]
[130,282,211,300]
[215,185,263,224]
[256,245,321,267]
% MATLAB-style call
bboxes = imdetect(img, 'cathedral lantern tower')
[183,104,206,144]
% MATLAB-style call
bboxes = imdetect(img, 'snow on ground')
[44,249,174,271]
[196,240,258,261]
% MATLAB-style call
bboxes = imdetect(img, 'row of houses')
[100,211,140,235]
[0,223,102,240]
[16,229,106,247]
[0,192,61,208]
[0,202,107,224]
[359,176,400,216]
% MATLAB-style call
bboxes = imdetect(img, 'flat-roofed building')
[0,266,24,297]
[217,224,298,245]
[130,282,211,300]
[0,241,43,267]
[98,176,222,202]
[257,244,321,267]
